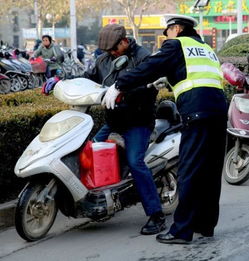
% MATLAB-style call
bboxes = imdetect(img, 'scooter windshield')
[234,95,249,113]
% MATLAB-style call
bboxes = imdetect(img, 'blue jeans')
[93,124,111,142]
[93,125,162,216]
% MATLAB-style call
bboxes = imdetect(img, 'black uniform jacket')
[84,38,158,131]
[116,33,228,124]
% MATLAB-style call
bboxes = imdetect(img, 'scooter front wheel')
[15,182,58,241]
[224,144,249,185]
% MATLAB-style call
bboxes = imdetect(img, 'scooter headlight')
[234,96,249,113]
[39,116,84,142]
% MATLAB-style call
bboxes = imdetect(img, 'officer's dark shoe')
[140,211,166,235]
[194,229,214,238]
[156,232,191,244]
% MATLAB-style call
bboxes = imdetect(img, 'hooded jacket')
[84,38,158,132]
[34,43,64,71]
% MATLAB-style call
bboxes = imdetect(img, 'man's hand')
[147,77,168,90]
[101,83,120,109]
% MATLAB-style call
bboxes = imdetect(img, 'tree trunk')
[37,17,43,39]
[131,24,140,45]
[52,22,56,40]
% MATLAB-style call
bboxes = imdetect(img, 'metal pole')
[70,0,77,58]
[199,11,203,39]
[34,0,39,39]
[237,0,243,34]
[229,16,232,35]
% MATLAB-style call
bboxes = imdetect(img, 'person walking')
[84,24,166,235]
[102,14,228,244]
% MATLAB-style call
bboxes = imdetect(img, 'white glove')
[147,77,168,90]
[101,83,120,110]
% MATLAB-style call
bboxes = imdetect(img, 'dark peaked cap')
[98,24,127,51]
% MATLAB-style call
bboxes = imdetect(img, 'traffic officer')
[102,14,228,244]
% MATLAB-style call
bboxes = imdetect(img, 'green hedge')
[0,89,69,203]
[218,34,249,56]
[218,43,249,57]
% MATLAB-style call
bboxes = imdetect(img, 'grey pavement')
[0,200,17,230]
[0,178,249,261]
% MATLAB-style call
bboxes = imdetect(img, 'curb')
[0,200,17,230]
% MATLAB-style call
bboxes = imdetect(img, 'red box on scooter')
[79,141,121,189]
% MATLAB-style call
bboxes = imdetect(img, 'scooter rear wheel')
[224,144,249,185]
[18,76,29,91]
[15,182,58,241]
[159,168,179,214]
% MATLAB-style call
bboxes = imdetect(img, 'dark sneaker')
[140,214,166,235]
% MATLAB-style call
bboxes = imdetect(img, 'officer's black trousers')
[169,115,227,241]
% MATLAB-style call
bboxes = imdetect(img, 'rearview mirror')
[111,55,128,72]
[102,55,128,87]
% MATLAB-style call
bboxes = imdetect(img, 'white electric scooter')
[14,56,182,241]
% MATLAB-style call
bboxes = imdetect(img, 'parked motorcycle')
[14,56,181,241]
[0,51,29,92]
[0,73,11,94]
[222,62,249,185]
[5,51,33,90]
[62,49,85,78]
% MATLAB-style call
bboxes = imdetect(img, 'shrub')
[218,34,249,55]
[0,89,69,203]
[218,43,249,57]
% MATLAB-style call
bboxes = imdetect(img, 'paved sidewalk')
[0,200,17,230]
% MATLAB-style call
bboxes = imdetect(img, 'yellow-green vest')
[172,37,223,100]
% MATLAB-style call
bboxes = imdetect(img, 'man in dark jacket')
[84,24,166,235]
[102,15,228,244]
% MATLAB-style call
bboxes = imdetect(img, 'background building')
[178,0,249,50]
[1,0,248,51]
[102,0,249,51]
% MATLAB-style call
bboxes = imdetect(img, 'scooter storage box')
[80,141,120,189]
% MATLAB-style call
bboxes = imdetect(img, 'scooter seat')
[150,119,171,142]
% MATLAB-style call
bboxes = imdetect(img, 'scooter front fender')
[16,158,88,202]
[0,73,9,80]
[227,128,249,139]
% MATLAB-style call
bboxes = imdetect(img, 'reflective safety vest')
[172,37,223,100]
